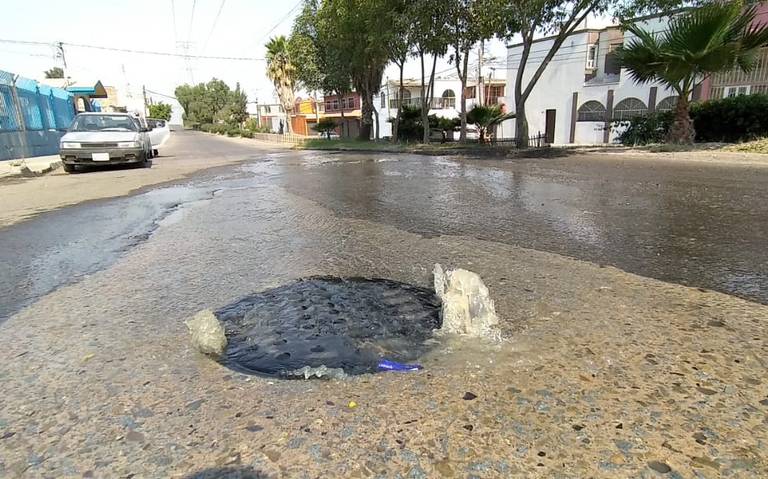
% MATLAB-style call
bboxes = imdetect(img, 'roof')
[41,79,109,98]
[505,7,690,50]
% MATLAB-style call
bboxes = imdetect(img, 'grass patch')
[723,138,768,154]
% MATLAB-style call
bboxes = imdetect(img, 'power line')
[145,88,178,100]
[171,0,178,44]
[202,0,227,53]
[253,0,302,47]
[0,39,265,61]
[187,0,197,45]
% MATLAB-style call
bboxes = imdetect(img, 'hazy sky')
[1,0,611,114]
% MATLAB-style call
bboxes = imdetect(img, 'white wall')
[504,15,679,144]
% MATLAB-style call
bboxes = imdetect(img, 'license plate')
[92,153,110,162]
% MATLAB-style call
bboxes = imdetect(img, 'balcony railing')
[387,97,457,109]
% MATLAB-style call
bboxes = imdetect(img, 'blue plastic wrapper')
[377,359,423,372]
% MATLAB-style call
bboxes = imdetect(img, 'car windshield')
[70,115,138,132]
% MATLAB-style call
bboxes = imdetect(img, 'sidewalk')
[0,155,61,178]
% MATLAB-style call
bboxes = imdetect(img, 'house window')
[577,100,606,122]
[325,101,332,112]
[586,44,597,69]
[347,97,355,109]
[332,99,339,111]
[604,43,622,75]
[724,85,751,97]
[613,97,648,120]
[488,85,504,99]
[655,96,678,112]
[390,89,412,108]
[441,89,455,109]
[464,86,476,99]
[380,93,385,108]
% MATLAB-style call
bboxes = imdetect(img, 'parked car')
[59,113,153,173]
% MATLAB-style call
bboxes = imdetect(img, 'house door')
[544,109,556,144]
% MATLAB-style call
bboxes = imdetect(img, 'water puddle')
[214,277,442,378]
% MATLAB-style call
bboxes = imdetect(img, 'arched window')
[441,89,456,108]
[613,97,648,120]
[655,96,678,112]
[577,100,606,122]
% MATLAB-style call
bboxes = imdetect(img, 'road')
[1,131,767,477]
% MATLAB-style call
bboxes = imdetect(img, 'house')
[322,92,362,138]
[502,13,683,145]
[699,2,768,100]
[502,3,768,145]
[373,76,507,138]
[254,103,287,133]
[290,97,322,136]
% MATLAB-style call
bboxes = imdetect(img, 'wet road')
[1,130,766,322]
[2,131,768,477]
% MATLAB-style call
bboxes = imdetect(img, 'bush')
[240,129,254,138]
[690,94,768,142]
[614,94,768,145]
[226,127,239,137]
[613,112,674,146]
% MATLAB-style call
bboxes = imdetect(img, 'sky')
[1,0,613,120]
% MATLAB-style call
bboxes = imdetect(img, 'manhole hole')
[215,277,442,378]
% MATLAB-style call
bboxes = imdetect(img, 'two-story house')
[502,13,683,144]
[374,76,506,138]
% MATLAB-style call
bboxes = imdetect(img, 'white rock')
[433,263,499,337]
[185,309,228,356]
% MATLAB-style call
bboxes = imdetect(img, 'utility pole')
[477,40,485,106]
[176,41,195,83]
[56,42,70,87]
[142,85,149,117]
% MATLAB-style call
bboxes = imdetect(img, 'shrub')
[240,129,254,138]
[690,94,768,142]
[226,127,239,137]
[613,112,674,146]
[614,94,768,145]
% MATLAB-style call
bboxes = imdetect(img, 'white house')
[502,14,682,144]
[374,76,507,138]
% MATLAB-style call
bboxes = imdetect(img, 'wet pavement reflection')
[271,152,768,304]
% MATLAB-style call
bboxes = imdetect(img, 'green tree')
[227,82,249,125]
[44,67,64,79]
[148,102,172,120]
[384,0,415,143]
[288,1,324,124]
[265,35,297,133]
[466,104,515,143]
[317,0,393,141]
[447,0,499,142]
[412,0,452,142]
[313,117,338,138]
[618,1,768,144]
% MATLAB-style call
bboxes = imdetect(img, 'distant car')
[59,113,153,173]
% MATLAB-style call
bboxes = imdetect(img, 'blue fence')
[0,69,76,160]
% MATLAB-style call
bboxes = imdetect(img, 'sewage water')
[215,277,442,377]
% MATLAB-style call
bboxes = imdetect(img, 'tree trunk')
[514,33,532,148]
[373,106,379,140]
[420,51,429,143]
[359,93,374,141]
[666,93,694,144]
[340,107,346,138]
[392,64,404,143]
[458,44,470,143]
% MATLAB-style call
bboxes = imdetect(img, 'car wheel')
[152,149,159,157]
[63,163,76,173]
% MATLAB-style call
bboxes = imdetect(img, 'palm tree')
[265,36,297,134]
[618,2,768,144]
[466,104,515,143]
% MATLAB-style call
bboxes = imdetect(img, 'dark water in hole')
[215,277,442,377]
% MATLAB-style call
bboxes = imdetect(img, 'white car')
[59,113,153,173]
